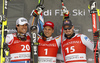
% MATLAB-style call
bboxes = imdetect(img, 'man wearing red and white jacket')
[37,21,61,63]
[29,4,69,63]
[61,19,94,63]
[6,5,44,63]
[6,17,31,63]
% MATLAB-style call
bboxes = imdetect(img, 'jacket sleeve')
[6,34,14,45]
[81,34,94,51]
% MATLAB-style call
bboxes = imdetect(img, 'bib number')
[66,46,75,53]
[21,44,30,51]
[44,49,48,55]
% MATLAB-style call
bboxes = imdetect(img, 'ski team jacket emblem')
[62,34,94,63]
[6,33,31,62]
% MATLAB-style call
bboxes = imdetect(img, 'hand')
[38,31,46,41]
[30,5,45,17]
[62,6,69,14]
[62,6,69,18]
[94,30,100,37]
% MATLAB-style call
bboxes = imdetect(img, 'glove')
[3,43,9,51]
[39,31,47,41]
[31,5,45,17]
[62,6,69,19]
[94,30,100,37]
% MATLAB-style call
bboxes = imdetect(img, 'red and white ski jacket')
[62,34,94,63]
[38,35,61,63]
[6,33,31,62]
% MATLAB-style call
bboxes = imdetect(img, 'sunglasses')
[64,27,72,30]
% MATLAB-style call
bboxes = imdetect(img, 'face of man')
[43,26,54,37]
[16,23,28,34]
[63,25,74,37]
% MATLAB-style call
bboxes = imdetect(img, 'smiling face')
[16,23,28,34]
[43,26,54,37]
[63,25,74,37]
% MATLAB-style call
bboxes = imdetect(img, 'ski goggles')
[63,26,72,30]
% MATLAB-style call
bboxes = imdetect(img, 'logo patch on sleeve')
[84,36,88,41]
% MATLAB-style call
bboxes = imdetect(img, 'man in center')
[37,21,61,63]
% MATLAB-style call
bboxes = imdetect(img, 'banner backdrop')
[0,0,100,63]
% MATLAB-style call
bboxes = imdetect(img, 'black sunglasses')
[64,27,72,30]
